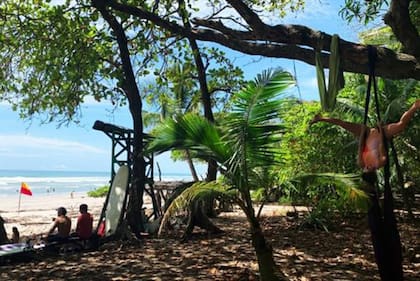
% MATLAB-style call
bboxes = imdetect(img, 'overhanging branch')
[106,0,420,80]
[192,23,420,80]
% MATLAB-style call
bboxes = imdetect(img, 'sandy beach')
[0,192,106,241]
[0,189,307,242]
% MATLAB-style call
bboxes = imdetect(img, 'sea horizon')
[0,169,195,197]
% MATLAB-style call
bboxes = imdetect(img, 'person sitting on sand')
[11,226,20,243]
[310,100,420,172]
[74,204,93,240]
[0,216,8,245]
[47,207,71,243]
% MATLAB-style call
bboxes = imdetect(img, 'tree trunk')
[185,149,199,181]
[390,141,414,219]
[93,0,145,237]
[248,216,288,281]
[177,0,218,181]
[182,200,223,241]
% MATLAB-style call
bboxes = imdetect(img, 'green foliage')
[300,198,334,232]
[292,173,368,209]
[144,46,245,119]
[0,0,244,127]
[87,185,110,198]
[148,69,296,217]
[160,181,235,230]
[0,1,121,123]
[246,0,306,17]
[339,0,388,24]
[359,26,402,51]
[251,188,266,202]
[278,100,359,176]
[287,173,368,231]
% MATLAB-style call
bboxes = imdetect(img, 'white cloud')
[0,134,110,171]
[0,135,107,155]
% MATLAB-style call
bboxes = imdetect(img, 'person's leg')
[385,100,420,137]
[46,234,60,243]
[310,114,365,137]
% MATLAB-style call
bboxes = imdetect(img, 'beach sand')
[0,192,105,241]
[0,191,306,242]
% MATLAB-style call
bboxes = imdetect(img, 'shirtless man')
[47,207,71,242]
[310,100,420,172]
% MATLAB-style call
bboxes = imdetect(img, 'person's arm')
[48,219,58,235]
[385,100,420,138]
[310,114,365,137]
[76,215,81,233]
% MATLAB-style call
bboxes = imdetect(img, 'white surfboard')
[104,165,129,237]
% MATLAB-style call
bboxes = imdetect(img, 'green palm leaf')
[291,172,369,209]
[147,68,296,221]
[147,113,229,163]
[147,68,295,178]
[224,69,295,176]
[158,181,236,235]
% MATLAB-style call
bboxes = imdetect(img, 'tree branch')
[192,23,420,80]
[105,0,420,80]
[384,0,420,59]
[226,0,265,30]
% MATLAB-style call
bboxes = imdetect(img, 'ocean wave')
[0,176,110,185]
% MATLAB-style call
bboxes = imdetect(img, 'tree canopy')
[1,1,419,123]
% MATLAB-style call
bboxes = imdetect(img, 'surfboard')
[104,165,129,237]
[0,243,29,256]
[0,243,34,263]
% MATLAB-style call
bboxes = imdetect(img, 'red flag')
[20,182,32,196]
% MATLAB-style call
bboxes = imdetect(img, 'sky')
[0,1,370,175]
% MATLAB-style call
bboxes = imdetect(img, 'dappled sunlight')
[1,211,418,280]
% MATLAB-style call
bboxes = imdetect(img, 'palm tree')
[147,69,295,281]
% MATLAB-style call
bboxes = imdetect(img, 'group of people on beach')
[0,203,94,245]
[46,203,94,243]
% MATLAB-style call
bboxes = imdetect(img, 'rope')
[364,45,404,281]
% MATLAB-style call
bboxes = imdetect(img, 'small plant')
[251,188,266,202]
[87,185,110,197]
[300,199,334,232]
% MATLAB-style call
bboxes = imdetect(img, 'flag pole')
[18,190,22,213]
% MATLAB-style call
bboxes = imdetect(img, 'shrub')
[87,185,110,197]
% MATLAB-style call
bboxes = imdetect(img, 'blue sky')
[0,1,366,175]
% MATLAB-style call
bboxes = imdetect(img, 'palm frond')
[158,181,236,235]
[224,69,295,173]
[335,97,365,120]
[292,172,369,209]
[147,113,230,163]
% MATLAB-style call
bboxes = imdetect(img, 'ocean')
[0,169,195,197]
